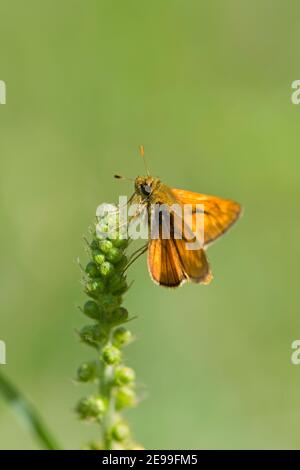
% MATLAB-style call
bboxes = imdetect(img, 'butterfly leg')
[123,243,148,273]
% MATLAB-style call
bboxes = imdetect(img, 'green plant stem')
[0,372,61,450]
[102,363,114,450]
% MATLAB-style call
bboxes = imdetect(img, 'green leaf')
[0,372,61,450]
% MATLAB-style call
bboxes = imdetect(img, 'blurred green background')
[0,0,300,449]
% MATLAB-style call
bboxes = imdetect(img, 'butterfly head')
[135,176,161,200]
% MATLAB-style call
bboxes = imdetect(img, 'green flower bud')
[77,361,97,382]
[90,239,99,251]
[106,247,123,264]
[103,307,128,326]
[115,386,136,410]
[99,293,121,313]
[112,327,132,347]
[114,281,128,296]
[99,261,114,277]
[76,395,106,420]
[112,236,129,249]
[99,239,113,254]
[108,274,128,295]
[115,366,135,385]
[114,307,129,323]
[85,279,105,298]
[111,421,131,442]
[83,300,101,320]
[92,249,105,266]
[102,345,121,365]
[79,324,107,348]
[85,261,99,278]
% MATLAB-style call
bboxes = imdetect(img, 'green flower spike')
[76,203,141,450]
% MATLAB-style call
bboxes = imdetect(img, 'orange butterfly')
[116,146,242,288]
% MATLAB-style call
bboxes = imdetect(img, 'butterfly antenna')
[139,144,150,176]
[114,174,135,182]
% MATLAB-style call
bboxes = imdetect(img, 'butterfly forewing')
[171,188,242,246]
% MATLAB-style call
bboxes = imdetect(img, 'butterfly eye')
[140,183,152,196]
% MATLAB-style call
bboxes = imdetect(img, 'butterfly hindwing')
[148,237,211,288]
[147,237,185,287]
